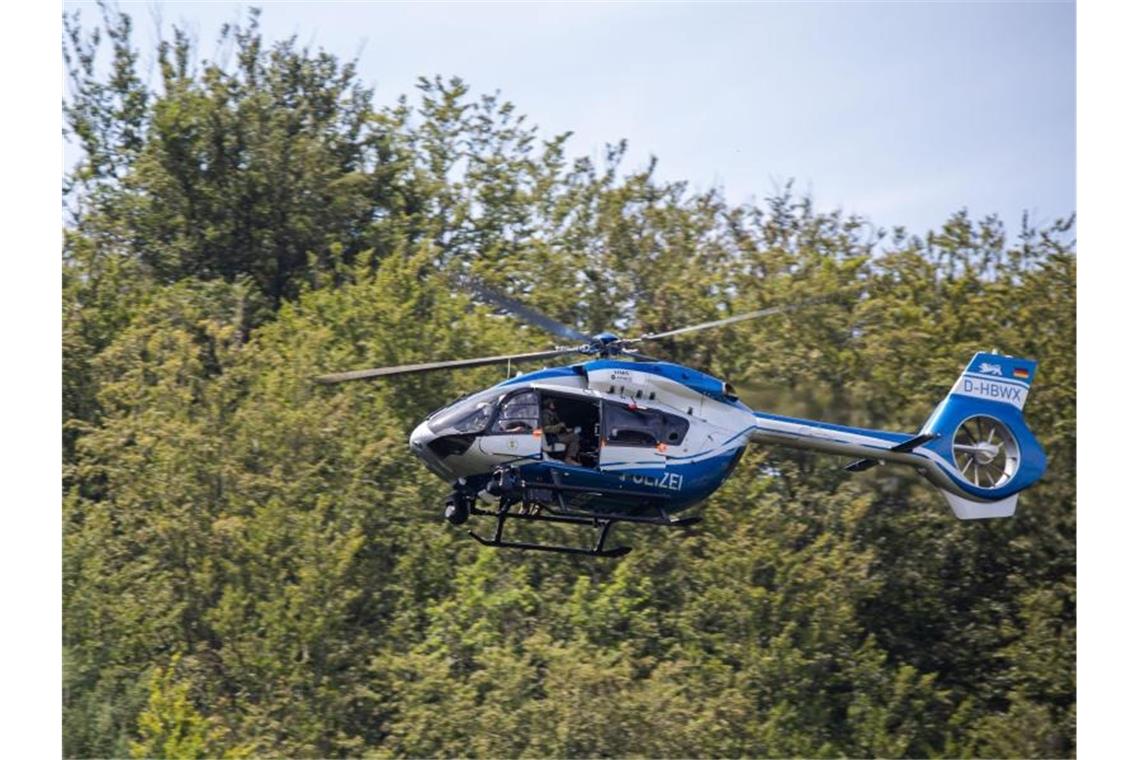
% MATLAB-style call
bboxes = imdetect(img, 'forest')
[62,6,1075,758]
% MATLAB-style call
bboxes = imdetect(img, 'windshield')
[427,388,502,433]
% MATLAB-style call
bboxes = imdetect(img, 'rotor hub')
[971,441,1001,465]
[587,332,624,357]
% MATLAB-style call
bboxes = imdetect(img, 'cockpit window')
[491,391,539,434]
[451,404,492,433]
[427,388,500,434]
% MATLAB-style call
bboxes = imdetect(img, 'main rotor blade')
[464,278,591,343]
[314,347,582,384]
[633,302,817,343]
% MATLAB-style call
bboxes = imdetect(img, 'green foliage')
[131,654,253,759]
[63,7,1075,758]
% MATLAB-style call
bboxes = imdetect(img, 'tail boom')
[747,413,961,494]
[747,352,1046,519]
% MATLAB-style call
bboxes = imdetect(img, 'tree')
[62,7,1076,757]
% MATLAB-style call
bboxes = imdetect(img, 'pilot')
[541,399,581,466]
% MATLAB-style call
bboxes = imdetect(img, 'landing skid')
[467,504,698,558]
[469,525,632,558]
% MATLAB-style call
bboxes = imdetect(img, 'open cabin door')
[599,401,667,471]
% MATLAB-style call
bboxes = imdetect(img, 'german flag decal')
[1013,367,1030,379]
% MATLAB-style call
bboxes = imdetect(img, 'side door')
[478,390,542,463]
[598,401,666,472]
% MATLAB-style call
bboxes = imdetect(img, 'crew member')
[541,399,581,466]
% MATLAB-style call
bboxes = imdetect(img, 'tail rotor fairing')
[952,415,1020,489]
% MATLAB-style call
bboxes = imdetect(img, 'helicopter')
[317,283,1047,558]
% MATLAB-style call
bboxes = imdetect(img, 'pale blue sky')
[63,0,1075,236]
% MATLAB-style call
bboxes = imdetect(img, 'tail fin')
[916,352,1047,519]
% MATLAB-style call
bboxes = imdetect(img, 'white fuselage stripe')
[961,371,1030,389]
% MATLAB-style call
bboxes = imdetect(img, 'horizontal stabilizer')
[843,433,939,472]
[844,457,880,473]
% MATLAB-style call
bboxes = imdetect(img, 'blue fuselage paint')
[505,446,749,515]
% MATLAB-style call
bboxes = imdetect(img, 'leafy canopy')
[63,5,1075,758]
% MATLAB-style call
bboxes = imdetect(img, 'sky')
[61,0,1075,237]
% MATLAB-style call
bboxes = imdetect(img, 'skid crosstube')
[464,467,700,557]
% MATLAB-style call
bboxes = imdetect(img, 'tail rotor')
[951,415,1020,489]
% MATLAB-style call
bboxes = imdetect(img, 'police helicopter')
[317,283,1047,558]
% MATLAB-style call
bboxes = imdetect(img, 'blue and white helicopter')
[317,287,1047,557]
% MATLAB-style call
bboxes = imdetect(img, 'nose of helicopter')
[409,420,452,481]
[409,420,433,455]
